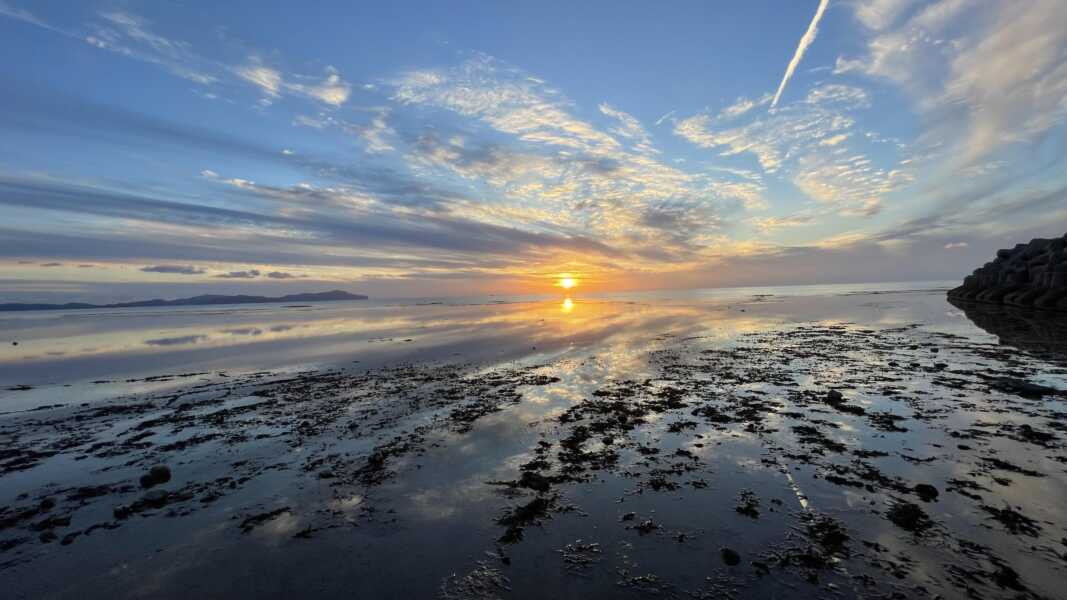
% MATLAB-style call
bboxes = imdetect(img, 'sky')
[1,0,1065,302]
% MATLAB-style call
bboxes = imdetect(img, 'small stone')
[887,501,930,532]
[914,484,939,502]
[141,489,169,508]
[140,464,172,488]
[721,547,741,566]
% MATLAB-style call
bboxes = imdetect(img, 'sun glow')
[559,277,576,290]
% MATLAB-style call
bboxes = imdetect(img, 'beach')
[2,282,1066,599]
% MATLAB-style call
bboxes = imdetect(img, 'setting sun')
[559,277,576,290]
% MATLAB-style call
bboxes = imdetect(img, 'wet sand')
[2,288,1066,599]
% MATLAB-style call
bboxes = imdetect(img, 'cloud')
[237,65,282,96]
[86,11,218,85]
[674,82,907,216]
[238,62,351,107]
[267,271,301,279]
[944,242,968,249]
[39,262,63,267]
[393,55,621,155]
[0,1,52,29]
[0,175,622,265]
[288,66,351,106]
[294,108,395,153]
[819,133,850,146]
[853,0,918,31]
[390,55,759,262]
[2,6,352,107]
[719,94,772,120]
[771,0,831,108]
[749,213,815,233]
[836,0,1067,166]
[141,264,205,275]
[599,103,656,153]
[215,269,261,279]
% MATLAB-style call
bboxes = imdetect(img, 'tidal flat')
[2,284,1066,599]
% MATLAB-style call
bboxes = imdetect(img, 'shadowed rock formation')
[948,234,1067,311]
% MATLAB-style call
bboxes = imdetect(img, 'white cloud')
[944,242,968,249]
[286,66,351,106]
[719,94,771,120]
[837,0,1067,166]
[675,82,908,216]
[599,103,656,153]
[238,62,351,107]
[749,213,815,233]
[294,109,395,153]
[0,0,52,29]
[393,55,621,155]
[237,65,283,96]
[819,133,851,146]
[853,0,918,31]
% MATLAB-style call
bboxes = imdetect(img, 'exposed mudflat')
[2,291,1066,599]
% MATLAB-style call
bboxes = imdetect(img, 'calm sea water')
[1,281,957,389]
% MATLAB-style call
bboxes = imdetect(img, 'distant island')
[0,290,368,312]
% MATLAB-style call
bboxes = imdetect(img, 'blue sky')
[1,0,1065,301]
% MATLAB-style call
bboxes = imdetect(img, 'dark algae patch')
[1,296,1066,599]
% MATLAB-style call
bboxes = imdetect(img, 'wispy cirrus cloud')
[237,61,352,107]
[674,81,908,218]
[836,0,1067,167]
[0,4,354,108]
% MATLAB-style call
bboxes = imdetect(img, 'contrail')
[770,0,830,108]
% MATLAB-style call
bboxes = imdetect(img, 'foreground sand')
[2,293,1066,599]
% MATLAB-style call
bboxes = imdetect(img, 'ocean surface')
[2,281,960,395]
[2,281,1066,599]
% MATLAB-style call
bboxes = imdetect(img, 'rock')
[141,489,169,508]
[635,519,658,534]
[949,233,1067,312]
[886,501,931,532]
[140,464,171,488]
[914,484,939,502]
[721,547,741,566]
